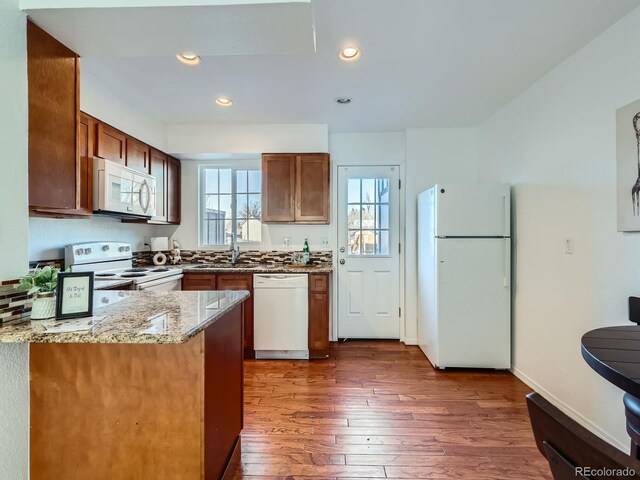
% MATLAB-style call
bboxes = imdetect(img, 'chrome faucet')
[230,240,240,264]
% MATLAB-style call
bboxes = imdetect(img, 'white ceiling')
[26,2,314,57]
[44,0,640,132]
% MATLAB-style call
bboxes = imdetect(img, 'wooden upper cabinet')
[27,20,81,212]
[262,153,330,224]
[96,123,126,164]
[77,113,95,214]
[126,137,150,173]
[149,149,167,222]
[167,157,181,224]
[296,154,330,223]
[261,154,296,222]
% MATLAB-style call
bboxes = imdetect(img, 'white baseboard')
[511,366,628,453]
[403,338,418,345]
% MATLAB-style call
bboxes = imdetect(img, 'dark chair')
[527,392,640,479]
[624,393,640,460]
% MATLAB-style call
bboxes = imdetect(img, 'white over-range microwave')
[93,158,156,219]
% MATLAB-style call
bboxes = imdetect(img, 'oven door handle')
[137,274,183,290]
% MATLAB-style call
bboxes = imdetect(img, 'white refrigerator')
[417,184,511,369]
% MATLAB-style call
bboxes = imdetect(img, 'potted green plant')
[17,266,60,320]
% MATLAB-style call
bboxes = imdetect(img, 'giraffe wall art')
[616,98,640,231]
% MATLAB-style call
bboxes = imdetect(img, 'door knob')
[339,247,346,253]
[339,259,345,265]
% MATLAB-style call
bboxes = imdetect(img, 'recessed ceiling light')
[176,52,200,65]
[215,97,233,107]
[339,46,360,61]
[335,97,352,105]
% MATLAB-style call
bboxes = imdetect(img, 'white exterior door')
[337,166,400,339]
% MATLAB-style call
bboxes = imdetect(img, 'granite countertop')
[178,263,333,274]
[0,290,249,344]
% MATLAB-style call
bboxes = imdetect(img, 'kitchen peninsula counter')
[0,289,249,344]
[12,290,248,480]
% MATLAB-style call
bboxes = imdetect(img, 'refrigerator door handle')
[503,194,509,237]
[504,238,511,287]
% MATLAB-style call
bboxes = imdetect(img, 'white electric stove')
[64,242,183,291]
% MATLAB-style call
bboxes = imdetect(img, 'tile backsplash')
[0,280,32,325]
[133,249,333,267]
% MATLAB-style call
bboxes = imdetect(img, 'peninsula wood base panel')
[30,305,243,480]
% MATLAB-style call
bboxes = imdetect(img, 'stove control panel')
[65,242,133,267]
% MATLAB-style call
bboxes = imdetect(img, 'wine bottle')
[303,238,310,264]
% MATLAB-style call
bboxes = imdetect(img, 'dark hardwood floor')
[235,341,552,479]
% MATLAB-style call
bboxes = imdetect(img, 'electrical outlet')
[564,238,574,255]
[320,237,329,247]
[282,237,291,247]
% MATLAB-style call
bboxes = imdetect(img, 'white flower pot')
[31,292,56,320]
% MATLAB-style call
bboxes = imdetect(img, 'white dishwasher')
[253,274,309,359]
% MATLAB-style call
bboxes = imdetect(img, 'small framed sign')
[56,272,94,320]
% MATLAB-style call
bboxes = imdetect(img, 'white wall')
[29,216,165,261]
[404,128,480,343]
[477,6,640,450]
[81,66,168,150]
[167,123,327,156]
[0,0,29,478]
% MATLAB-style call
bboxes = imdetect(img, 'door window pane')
[377,204,389,229]
[348,230,362,255]
[361,179,375,204]
[347,205,362,229]
[348,179,361,203]
[346,177,391,256]
[378,230,390,255]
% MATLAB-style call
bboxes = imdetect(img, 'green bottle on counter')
[303,238,310,264]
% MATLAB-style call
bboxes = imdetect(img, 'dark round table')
[582,325,640,457]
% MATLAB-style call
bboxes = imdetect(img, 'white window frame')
[198,160,262,248]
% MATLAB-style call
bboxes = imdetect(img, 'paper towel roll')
[149,237,170,251]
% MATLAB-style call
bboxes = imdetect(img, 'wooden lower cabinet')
[216,274,254,359]
[182,273,254,358]
[308,273,330,358]
[182,272,217,291]
[30,304,244,480]
[182,272,330,360]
